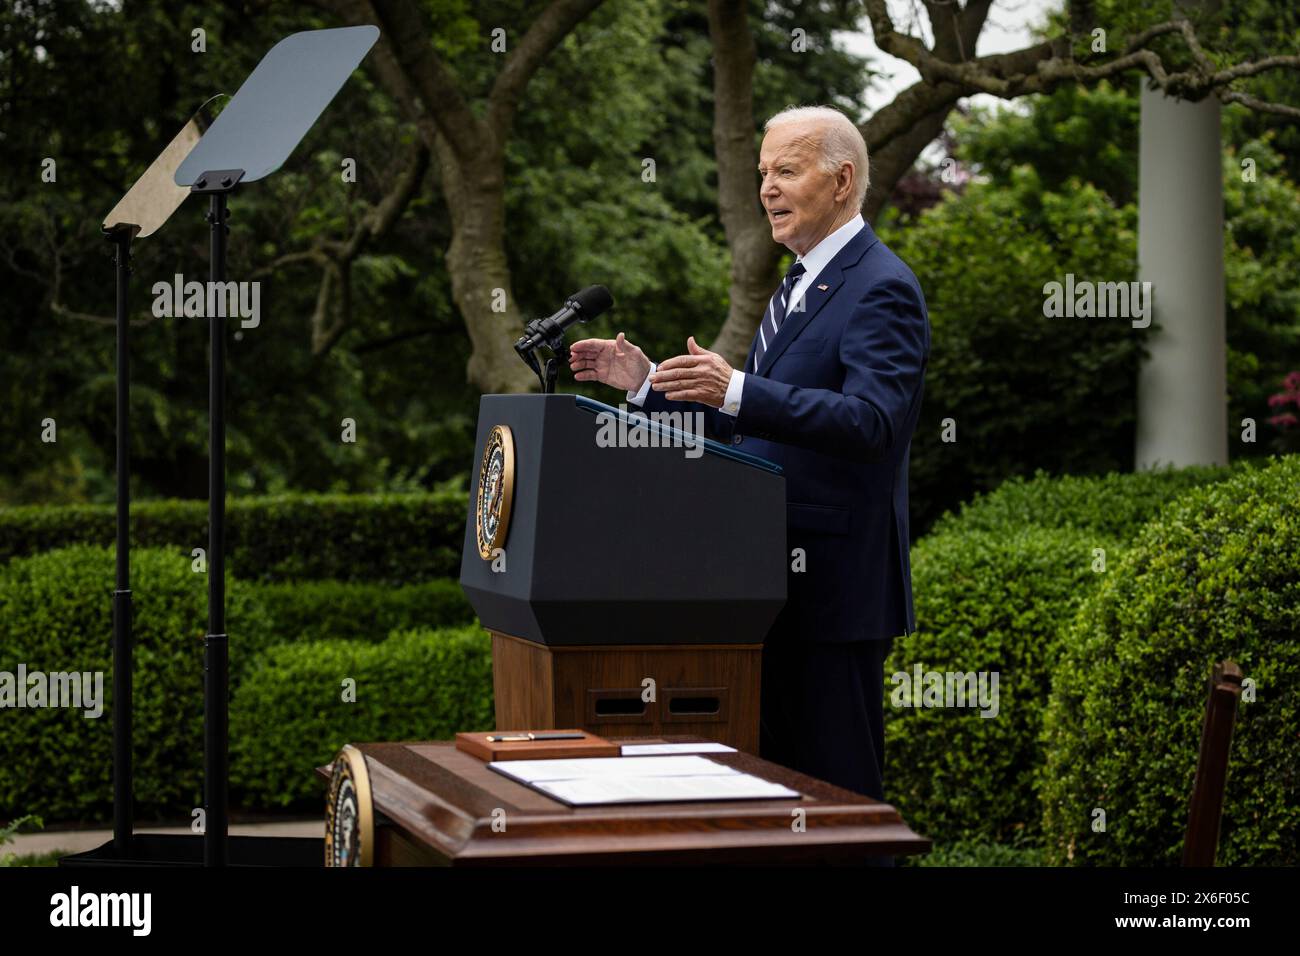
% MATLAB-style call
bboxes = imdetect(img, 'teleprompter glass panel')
[174,25,379,187]
[102,95,227,238]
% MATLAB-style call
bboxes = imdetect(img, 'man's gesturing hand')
[651,337,733,408]
[569,333,652,392]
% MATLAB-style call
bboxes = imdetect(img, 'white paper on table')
[488,754,800,806]
[492,755,735,783]
[532,772,800,806]
[620,743,738,756]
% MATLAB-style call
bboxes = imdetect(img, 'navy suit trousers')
[758,637,893,803]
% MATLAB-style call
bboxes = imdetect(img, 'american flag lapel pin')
[817,283,829,291]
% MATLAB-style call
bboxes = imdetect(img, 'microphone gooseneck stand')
[515,319,572,394]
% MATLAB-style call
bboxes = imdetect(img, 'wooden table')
[319,737,929,865]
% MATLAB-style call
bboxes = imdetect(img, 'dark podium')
[459,394,786,752]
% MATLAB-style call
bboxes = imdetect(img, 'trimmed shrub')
[912,839,1045,867]
[0,546,270,822]
[229,626,493,810]
[928,464,1241,541]
[0,491,467,583]
[1041,455,1300,865]
[886,526,1116,845]
[248,578,474,644]
[0,544,482,822]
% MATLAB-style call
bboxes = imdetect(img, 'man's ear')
[836,162,855,204]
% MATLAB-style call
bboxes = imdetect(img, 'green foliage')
[1041,455,1300,866]
[1221,1,1300,186]
[891,465,1243,847]
[251,578,475,643]
[887,526,1116,845]
[893,77,1300,533]
[0,491,467,583]
[912,838,1046,868]
[954,82,1140,205]
[0,1,447,504]
[0,814,41,845]
[929,464,1241,541]
[0,1,880,505]
[0,814,44,868]
[1,849,63,868]
[881,169,1145,532]
[0,544,485,821]
[1222,140,1300,435]
[229,626,493,809]
[0,547,271,823]
[952,84,1300,486]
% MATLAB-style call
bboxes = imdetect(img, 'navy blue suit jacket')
[640,220,929,643]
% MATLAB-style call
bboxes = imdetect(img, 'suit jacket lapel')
[756,222,879,377]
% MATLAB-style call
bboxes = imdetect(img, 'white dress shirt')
[628,213,866,413]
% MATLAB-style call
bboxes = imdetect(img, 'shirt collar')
[794,213,865,277]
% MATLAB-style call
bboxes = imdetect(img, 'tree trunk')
[706,0,782,368]
[436,139,538,393]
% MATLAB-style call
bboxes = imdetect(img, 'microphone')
[515,285,614,354]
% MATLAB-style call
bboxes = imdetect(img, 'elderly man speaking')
[569,105,930,802]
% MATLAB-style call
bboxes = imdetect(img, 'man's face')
[758,122,845,256]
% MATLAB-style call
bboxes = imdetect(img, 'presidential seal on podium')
[325,744,373,867]
[476,424,515,560]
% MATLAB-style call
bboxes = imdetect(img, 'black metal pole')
[204,192,229,867]
[108,226,135,855]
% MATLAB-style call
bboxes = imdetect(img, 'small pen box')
[455,729,620,762]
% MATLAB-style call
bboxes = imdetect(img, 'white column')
[1134,80,1228,470]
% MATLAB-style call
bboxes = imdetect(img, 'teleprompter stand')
[106,223,136,857]
[63,26,379,868]
[192,168,242,867]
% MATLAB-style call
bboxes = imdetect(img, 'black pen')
[485,732,586,742]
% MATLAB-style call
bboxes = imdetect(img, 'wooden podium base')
[490,632,762,753]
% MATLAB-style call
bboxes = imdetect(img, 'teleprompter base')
[58,834,322,868]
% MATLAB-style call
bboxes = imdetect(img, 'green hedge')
[889,464,1245,849]
[249,578,475,643]
[229,627,493,809]
[911,839,1045,867]
[1041,455,1300,866]
[886,526,1115,845]
[0,546,271,823]
[928,464,1240,541]
[0,491,467,583]
[0,545,485,822]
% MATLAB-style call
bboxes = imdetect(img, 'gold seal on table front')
[475,424,515,560]
[324,744,373,867]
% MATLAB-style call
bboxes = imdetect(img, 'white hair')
[763,105,870,209]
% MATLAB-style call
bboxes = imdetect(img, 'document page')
[620,742,738,756]
[488,755,801,806]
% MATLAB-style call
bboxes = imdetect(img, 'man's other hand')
[651,337,732,408]
[569,333,652,392]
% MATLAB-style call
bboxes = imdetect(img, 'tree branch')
[1219,89,1300,120]
[863,0,1300,108]
[327,0,486,161]
[486,0,607,141]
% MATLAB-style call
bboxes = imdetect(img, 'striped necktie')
[753,261,807,373]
